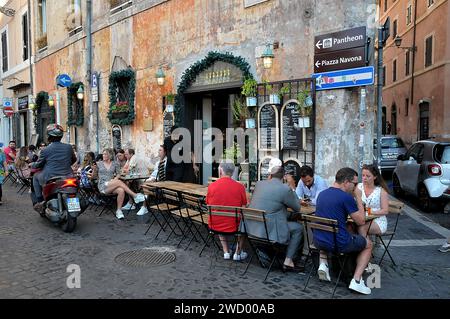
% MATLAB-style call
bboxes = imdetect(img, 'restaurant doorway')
[184,87,240,184]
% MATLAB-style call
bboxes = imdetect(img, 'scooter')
[39,176,87,232]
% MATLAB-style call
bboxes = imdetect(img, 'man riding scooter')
[32,124,76,212]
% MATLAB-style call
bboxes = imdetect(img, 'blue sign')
[56,74,72,87]
[91,72,98,88]
[312,66,374,91]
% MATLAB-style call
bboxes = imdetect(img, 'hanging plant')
[67,82,84,126]
[107,68,136,125]
[174,51,253,126]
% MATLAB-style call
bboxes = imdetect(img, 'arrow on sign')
[315,40,322,49]
[315,61,321,68]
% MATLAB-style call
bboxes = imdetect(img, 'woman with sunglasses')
[354,164,389,236]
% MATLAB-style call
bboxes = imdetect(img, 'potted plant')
[296,89,313,128]
[241,78,258,107]
[111,101,130,119]
[223,142,242,180]
[165,93,176,112]
[232,98,250,128]
[279,84,291,100]
[264,81,281,105]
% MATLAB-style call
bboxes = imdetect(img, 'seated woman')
[79,152,97,189]
[15,146,31,179]
[94,148,145,220]
[354,164,389,237]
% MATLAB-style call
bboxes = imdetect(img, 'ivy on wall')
[107,68,136,125]
[34,91,56,129]
[174,51,254,126]
[67,82,84,126]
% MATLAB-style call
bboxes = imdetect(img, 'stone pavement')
[0,184,449,299]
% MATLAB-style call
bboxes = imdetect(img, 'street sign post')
[91,72,99,102]
[314,46,366,73]
[312,66,374,91]
[56,74,72,87]
[314,26,366,54]
[3,106,14,117]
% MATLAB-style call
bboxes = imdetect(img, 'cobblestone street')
[1,184,449,299]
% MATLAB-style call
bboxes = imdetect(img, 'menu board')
[258,104,279,151]
[163,112,174,139]
[283,158,302,185]
[258,156,275,181]
[281,101,302,150]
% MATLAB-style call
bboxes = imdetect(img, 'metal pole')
[376,27,383,169]
[358,88,366,179]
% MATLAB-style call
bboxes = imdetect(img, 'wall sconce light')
[28,95,36,110]
[48,95,54,107]
[261,44,275,69]
[155,67,166,86]
[76,84,84,100]
[393,35,417,52]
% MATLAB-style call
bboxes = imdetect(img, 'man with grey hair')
[206,161,248,261]
[245,160,304,272]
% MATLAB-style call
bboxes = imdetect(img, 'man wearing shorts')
[313,167,373,295]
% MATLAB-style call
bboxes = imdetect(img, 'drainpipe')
[86,0,96,152]
[27,0,34,136]
[410,0,417,104]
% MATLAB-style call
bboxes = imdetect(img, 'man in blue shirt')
[295,165,328,206]
[313,167,373,295]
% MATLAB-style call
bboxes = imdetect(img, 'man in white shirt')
[148,145,167,182]
[295,165,328,206]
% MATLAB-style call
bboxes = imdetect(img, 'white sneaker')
[233,251,248,261]
[349,278,371,295]
[134,193,145,203]
[223,252,231,260]
[122,202,135,210]
[115,209,125,220]
[136,206,148,216]
[317,263,331,282]
[438,242,450,253]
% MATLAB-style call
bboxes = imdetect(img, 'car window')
[380,137,405,149]
[435,145,450,164]
[406,143,424,161]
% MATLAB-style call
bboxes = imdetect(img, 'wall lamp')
[76,84,84,100]
[261,43,275,69]
[155,67,166,86]
[394,35,417,52]
[48,95,54,107]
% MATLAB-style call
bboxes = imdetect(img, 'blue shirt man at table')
[295,165,328,206]
[313,167,373,295]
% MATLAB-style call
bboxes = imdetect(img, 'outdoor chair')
[200,205,244,261]
[156,188,186,241]
[180,192,208,250]
[240,207,289,282]
[4,168,19,186]
[376,200,404,266]
[92,184,118,217]
[302,214,352,298]
[15,168,32,195]
[141,185,171,237]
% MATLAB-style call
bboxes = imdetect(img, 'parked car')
[393,140,450,211]
[373,135,407,172]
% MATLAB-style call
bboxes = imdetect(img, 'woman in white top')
[355,164,389,236]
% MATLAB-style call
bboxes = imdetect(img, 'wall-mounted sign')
[56,74,72,87]
[91,72,99,102]
[163,111,175,139]
[281,100,302,150]
[18,96,29,110]
[111,125,122,151]
[313,66,375,91]
[283,158,302,185]
[186,61,244,93]
[314,46,366,73]
[314,26,366,54]
[258,102,279,151]
[258,156,278,181]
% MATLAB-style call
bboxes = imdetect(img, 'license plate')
[67,197,81,212]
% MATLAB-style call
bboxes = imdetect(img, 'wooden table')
[119,174,150,182]
[142,181,208,197]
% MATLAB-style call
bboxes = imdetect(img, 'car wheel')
[392,174,404,198]
[418,184,438,212]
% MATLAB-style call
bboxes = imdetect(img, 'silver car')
[393,140,450,211]
[373,135,407,172]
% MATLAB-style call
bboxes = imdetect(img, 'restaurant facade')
[26,0,377,184]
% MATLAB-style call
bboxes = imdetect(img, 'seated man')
[206,162,248,261]
[147,145,167,182]
[314,167,373,295]
[245,159,303,271]
[295,165,328,207]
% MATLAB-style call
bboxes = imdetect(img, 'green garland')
[34,91,56,129]
[67,82,84,126]
[174,51,254,126]
[107,68,136,125]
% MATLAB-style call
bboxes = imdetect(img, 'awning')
[6,82,30,91]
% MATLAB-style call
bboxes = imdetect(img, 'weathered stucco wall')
[34,0,376,178]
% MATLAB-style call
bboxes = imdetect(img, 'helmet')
[46,124,64,137]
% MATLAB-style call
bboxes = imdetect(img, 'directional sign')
[314,47,366,73]
[312,66,374,91]
[56,74,72,87]
[315,26,366,54]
